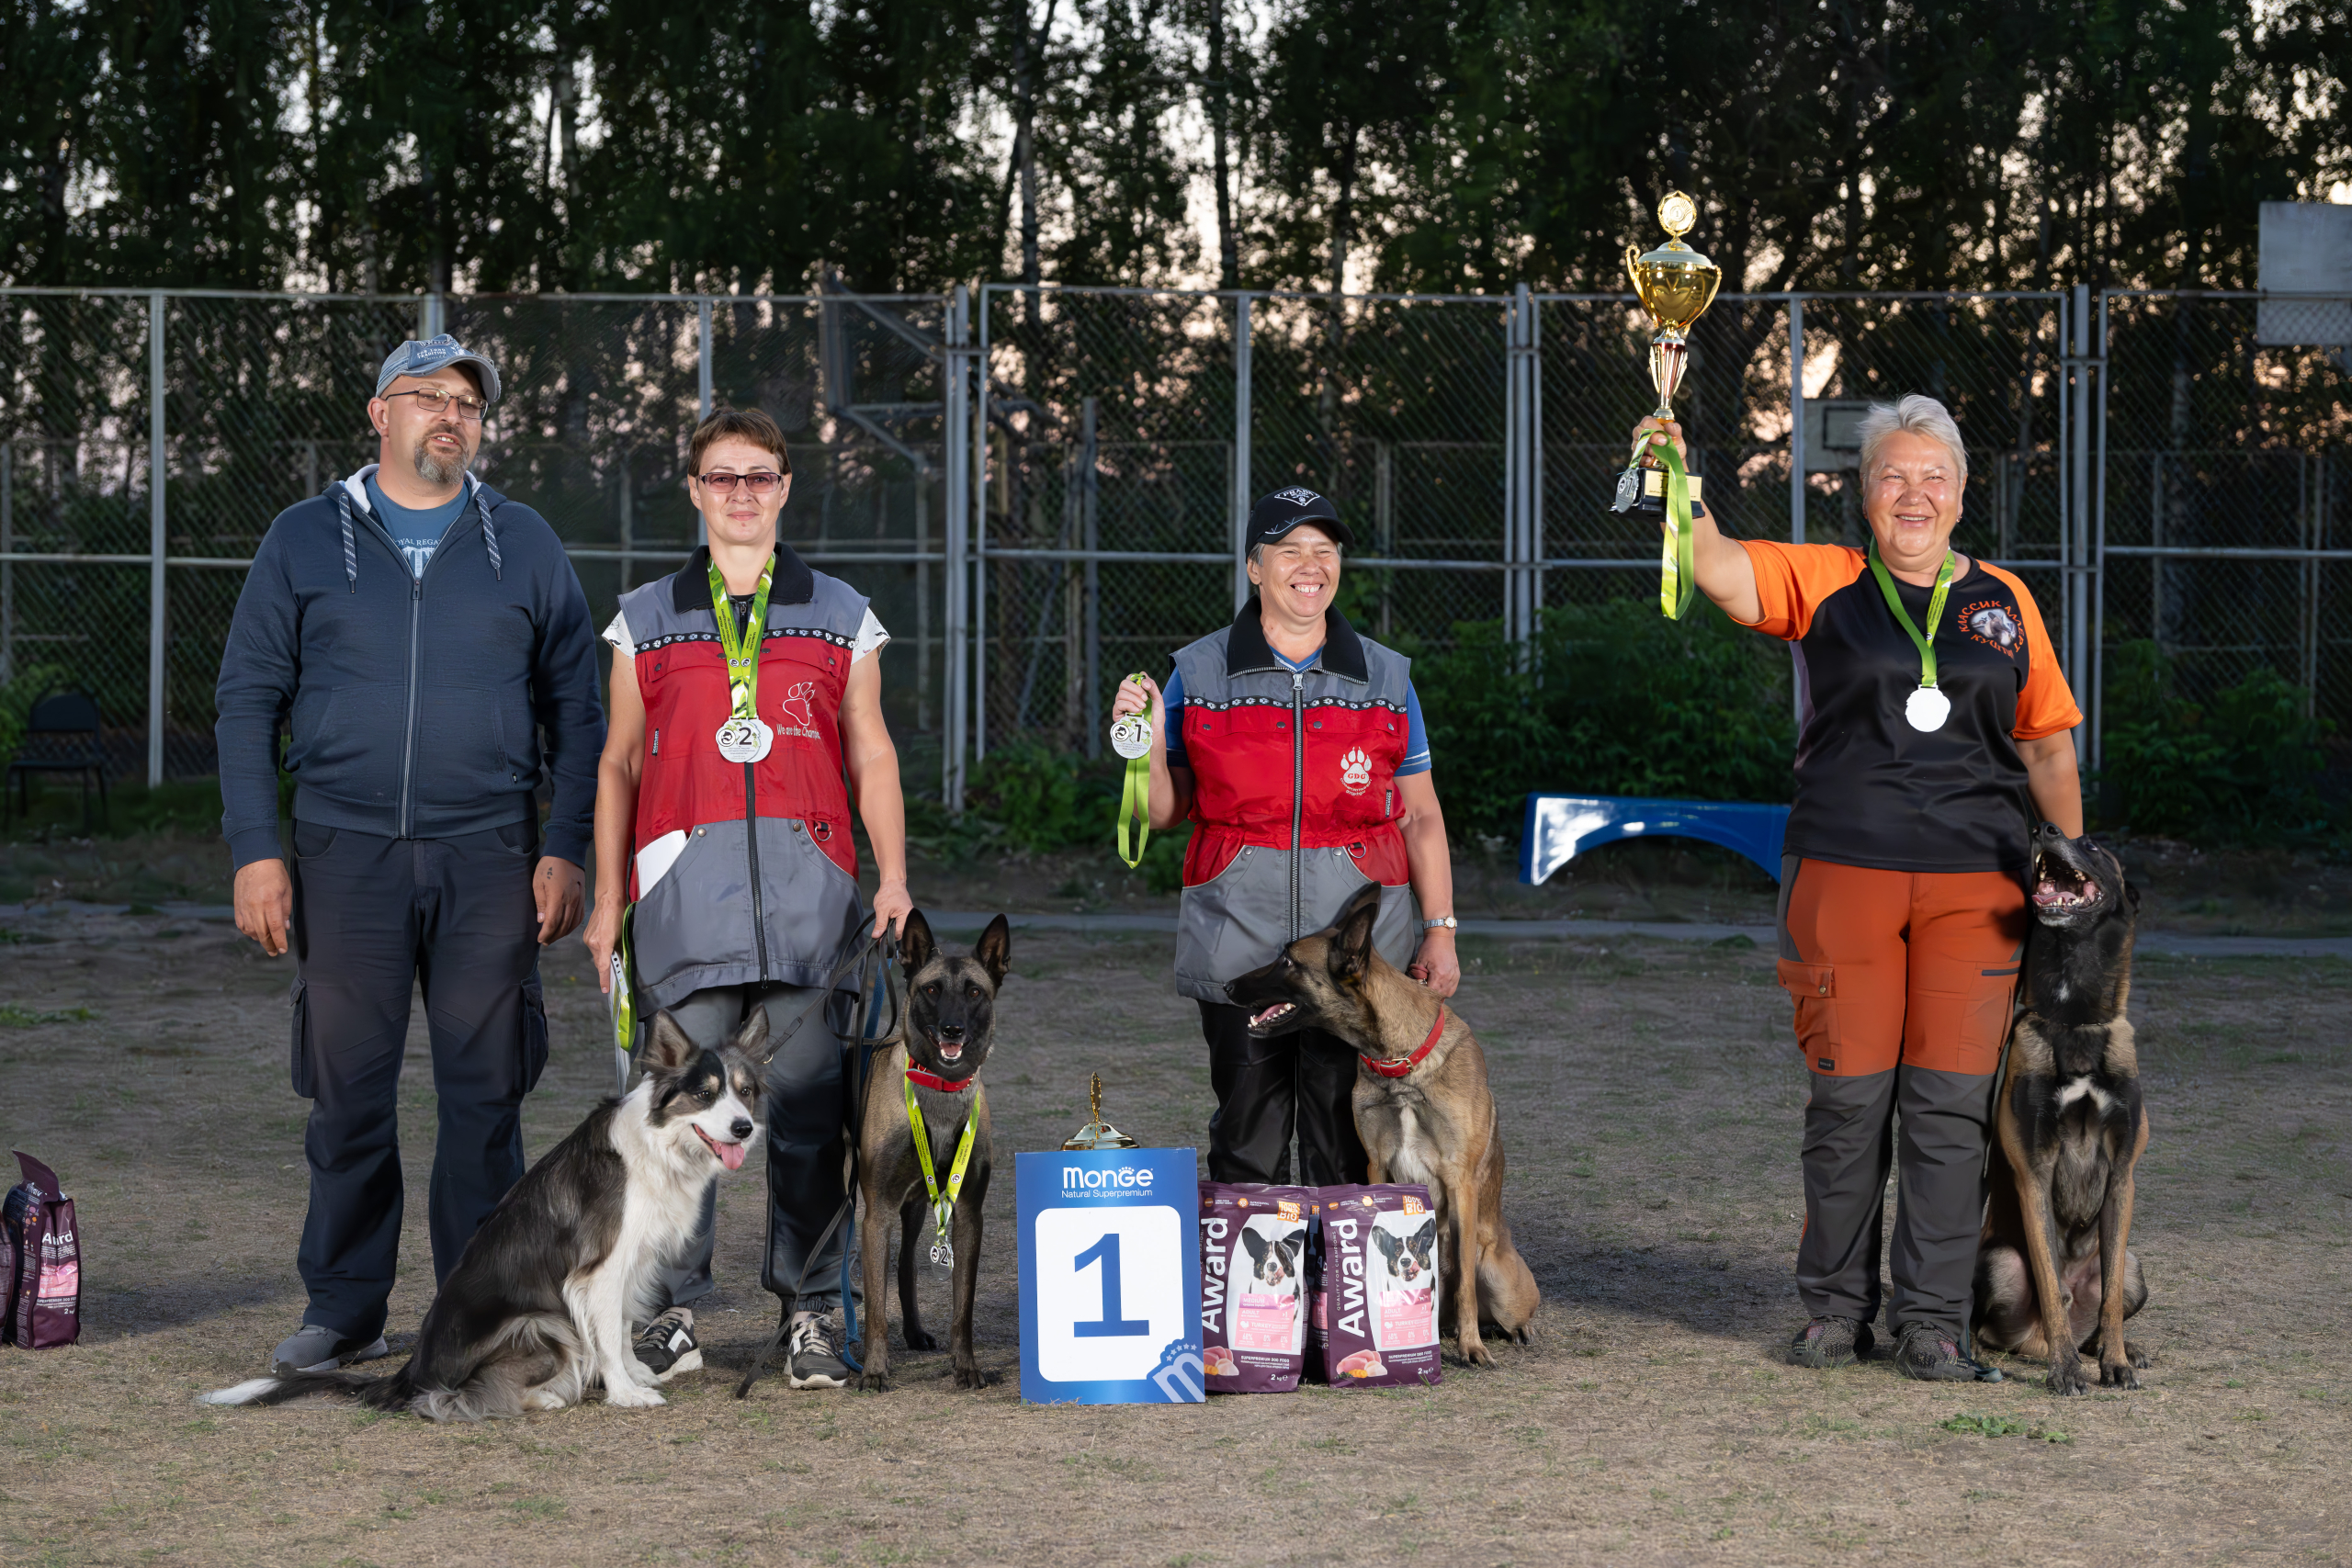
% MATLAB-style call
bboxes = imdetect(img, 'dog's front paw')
[2098,1358,2142,1390]
[1453,1339,1496,1369]
[604,1382,665,1409]
[2125,1340,2153,1370]
[902,1326,938,1352]
[953,1361,986,1391]
[2046,1354,2089,1396]
[857,1368,893,1393]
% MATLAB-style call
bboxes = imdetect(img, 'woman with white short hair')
[1636,393,2083,1381]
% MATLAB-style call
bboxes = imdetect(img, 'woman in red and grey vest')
[584,408,912,1393]
[1111,490,1461,1185]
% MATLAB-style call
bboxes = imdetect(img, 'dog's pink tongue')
[717,1140,747,1171]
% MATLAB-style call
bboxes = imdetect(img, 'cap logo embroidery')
[1272,487,1322,507]
[1340,746,1372,795]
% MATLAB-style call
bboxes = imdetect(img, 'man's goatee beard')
[413,436,469,487]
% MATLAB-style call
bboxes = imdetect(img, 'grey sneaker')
[1789,1315,1873,1369]
[786,1312,852,1390]
[1893,1322,1998,1382]
[271,1324,390,1375]
[633,1307,702,1380]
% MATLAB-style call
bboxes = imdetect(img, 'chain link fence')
[2,284,2342,814]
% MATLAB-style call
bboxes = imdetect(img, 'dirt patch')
[0,914,2346,1566]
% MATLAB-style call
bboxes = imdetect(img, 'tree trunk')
[1208,0,1238,290]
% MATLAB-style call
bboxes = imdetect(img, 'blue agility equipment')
[1520,794,1791,885]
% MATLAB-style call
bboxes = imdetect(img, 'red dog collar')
[905,1064,975,1093]
[1362,1010,1446,1078]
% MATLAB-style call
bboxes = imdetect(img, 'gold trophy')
[1611,191,1723,520]
[1061,1073,1139,1151]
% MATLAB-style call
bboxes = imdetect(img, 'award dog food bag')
[4,1152,81,1348]
[1314,1184,1442,1389]
[1197,1183,1312,1393]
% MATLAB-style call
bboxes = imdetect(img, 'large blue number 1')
[1071,1232,1151,1337]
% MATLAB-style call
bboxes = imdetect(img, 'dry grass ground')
[0,910,2346,1566]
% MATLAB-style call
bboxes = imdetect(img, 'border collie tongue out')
[695,1128,748,1170]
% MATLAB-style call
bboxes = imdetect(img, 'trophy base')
[1610,466,1707,518]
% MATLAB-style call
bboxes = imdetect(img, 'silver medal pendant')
[715,715,774,763]
[1905,684,1951,733]
[1109,713,1153,761]
[930,1238,955,1273]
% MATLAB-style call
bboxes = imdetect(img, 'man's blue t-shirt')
[1162,645,1431,775]
[365,474,470,578]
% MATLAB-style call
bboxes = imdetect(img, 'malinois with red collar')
[1225,884,1540,1365]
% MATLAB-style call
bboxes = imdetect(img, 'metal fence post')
[696,299,715,550]
[421,292,444,340]
[1,442,13,683]
[1788,297,1806,545]
[1081,394,1101,758]
[2069,283,2092,755]
[148,292,167,788]
[1504,287,1528,650]
[1233,294,1252,609]
[943,285,971,811]
[2090,289,2111,773]
[1528,291,1544,624]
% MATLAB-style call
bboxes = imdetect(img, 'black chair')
[6,689,109,833]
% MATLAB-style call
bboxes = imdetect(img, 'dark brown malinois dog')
[1973,824,2152,1393]
[1225,884,1539,1365]
[854,909,1010,1391]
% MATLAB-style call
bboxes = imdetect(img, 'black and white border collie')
[202,1010,768,1421]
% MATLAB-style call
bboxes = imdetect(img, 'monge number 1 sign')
[1015,1147,1204,1404]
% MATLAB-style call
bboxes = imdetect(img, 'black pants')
[1199,1000,1368,1187]
[642,981,854,1315]
[288,820,547,1342]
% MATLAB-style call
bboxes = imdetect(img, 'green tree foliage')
[2097,639,2335,844]
[6,0,2343,295]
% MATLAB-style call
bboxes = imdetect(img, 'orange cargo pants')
[1776,857,2026,1336]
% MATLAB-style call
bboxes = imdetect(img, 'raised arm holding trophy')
[1612,190,1723,620]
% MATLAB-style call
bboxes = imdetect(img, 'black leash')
[735,930,902,1400]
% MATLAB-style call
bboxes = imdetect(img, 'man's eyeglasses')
[695,471,786,495]
[384,388,488,421]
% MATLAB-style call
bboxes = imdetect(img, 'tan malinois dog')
[1224,884,1540,1364]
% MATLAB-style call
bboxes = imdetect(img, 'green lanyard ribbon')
[1652,438,1699,621]
[1864,542,1958,688]
[707,558,775,718]
[1114,670,1151,869]
[904,1073,978,1264]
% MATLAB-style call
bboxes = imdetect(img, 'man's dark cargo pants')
[288,820,548,1342]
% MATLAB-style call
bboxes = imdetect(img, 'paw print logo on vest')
[1340,747,1373,795]
[775,682,819,739]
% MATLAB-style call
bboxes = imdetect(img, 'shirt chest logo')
[1340,747,1373,795]
[1959,600,2022,655]
[776,681,820,739]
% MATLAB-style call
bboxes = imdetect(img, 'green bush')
[1412,599,1795,838]
[2096,640,2334,843]
[0,663,72,768]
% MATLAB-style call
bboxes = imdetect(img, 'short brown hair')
[689,408,791,476]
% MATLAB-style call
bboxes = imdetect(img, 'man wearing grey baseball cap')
[214,333,605,1375]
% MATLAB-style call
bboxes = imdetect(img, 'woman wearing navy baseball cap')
[1109,488,1459,1185]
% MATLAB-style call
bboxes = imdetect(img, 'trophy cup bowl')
[1613,191,1723,516]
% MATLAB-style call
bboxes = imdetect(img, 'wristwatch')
[1422,915,1458,931]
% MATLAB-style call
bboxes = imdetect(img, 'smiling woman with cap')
[1109,488,1458,1187]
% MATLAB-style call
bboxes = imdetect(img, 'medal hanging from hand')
[1865,540,1957,732]
[708,558,775,762]
[1110,671,1153,869]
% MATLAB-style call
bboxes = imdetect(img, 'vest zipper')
[744,759,768,979]
[400,572,422,836]
[1289,669,1305,942]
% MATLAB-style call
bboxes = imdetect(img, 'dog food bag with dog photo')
[1315,1185,1441,1389]
[1197,1183,1312,1393]
[4,1152,80,1348]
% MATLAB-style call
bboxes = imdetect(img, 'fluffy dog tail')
[199,1365,414,1411]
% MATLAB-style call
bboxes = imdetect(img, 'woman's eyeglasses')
[695,471,786,495]
[383,388,488,421]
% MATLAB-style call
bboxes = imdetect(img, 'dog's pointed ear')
[1331,884,1383,984]
[899,908,936,976]
[643,1010,698,1076]
[974,913,1012,987]
[2125,880,2143,912]
[729,1008,775,1066]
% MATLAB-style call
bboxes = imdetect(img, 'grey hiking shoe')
[786,1312,852,1390]
[1789,1315,1873,1369]
[633,1307,702,1380]
[271,1324,390,1375]
[1893,1322,1999,1382]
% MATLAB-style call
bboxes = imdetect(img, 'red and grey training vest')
[616,544,867,1008]
[1169,600,1422,1002]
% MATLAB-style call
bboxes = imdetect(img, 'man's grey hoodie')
[214,466,605,871]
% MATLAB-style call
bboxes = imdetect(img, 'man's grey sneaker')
[1893,1322,1996,1382]
[633,1307,702,1380]
[1789,1315,1873,1369]
[270,1325,390,1375]
[786,1313,852,1390]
